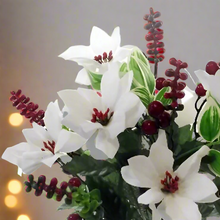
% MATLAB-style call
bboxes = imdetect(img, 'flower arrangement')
[2,7,220,220]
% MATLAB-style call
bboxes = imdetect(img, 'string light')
[17,215,30,220]
[8,179,22,194]
[4,195,17,208]
[9,113,23,126]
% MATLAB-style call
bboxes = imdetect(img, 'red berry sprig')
[144,7,165,64]
[142,101,171,135]
[24,175,81,202]
[10,89,45,126]
[160,58,188,108]
[195,83,206,97]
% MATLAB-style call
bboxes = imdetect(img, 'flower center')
[161,171,179,193]
[94,51,113,64]
[91,108,114,126]
[41,141,55,154]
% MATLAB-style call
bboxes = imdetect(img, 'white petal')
[106,111,125,139]
[175,145,209,179]
[101,62,121,109]
[209,70,220,103]
[86,131,108,160]
[58,45,94,60]
[149,130,174,177]
[96,130,119,158]
[55,129,86,153]
[194,69,211,90]
[75,68,91,85]
[179,173,218,202]
[128,155,159,188]
[114,47,133,61]
[90,26,116,55]
[149,204,163,220]
[163,195,201,220]
[41,152,64,167]
[199,193,219,203]
[138,188,164,205]
[44,100,62,141]
[121,166,147,188]
[1,142,30,168]
[111,27,121,51]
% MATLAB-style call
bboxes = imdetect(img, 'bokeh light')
[9,113,23,126]
[17,215,30,220]
[4,195,17,208]
[8,179,22,194]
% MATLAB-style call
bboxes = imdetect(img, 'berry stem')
[193,97,207,139]
[154,60,158,78]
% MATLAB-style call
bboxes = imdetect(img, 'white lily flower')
[195,69,220,104]
[121,131,218,220]
[1,100,86,174]
[58,63,145,159]
[58,26,132,85]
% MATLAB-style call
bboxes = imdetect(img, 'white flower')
[58,26,132,85]
[1,100,86,174]
[121,131,218,220]
[175,86,198,127]
[58,63,145,159]
[195,69,220,104]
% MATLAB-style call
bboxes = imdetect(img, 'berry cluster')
[195,61,220,97]
[142,101,170,135]
[25,174,81,202]
[10,89,45,126]
[143,7,165,64]
[156,58,188,108]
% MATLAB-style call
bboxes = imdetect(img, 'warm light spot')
[4,195,17,208]
[9,113,23,126]
[17,215,30,220]
[8,179,22,194]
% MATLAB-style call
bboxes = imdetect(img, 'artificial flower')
[2,100,86,174]
[121,130,218,220]
[195,69,220,104]
[58,63,145,159]
[58,26,132,85]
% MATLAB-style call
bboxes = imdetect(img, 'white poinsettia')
[195,69,220,104]
[1,100,86,174]
[58,63,145,159]
[58,26,132,85]
[121,130,218,220]
[175,86,198,127]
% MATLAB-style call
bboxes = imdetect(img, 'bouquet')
[2,7,220,220]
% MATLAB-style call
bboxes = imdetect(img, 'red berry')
[142,120,158,135]
[158,112,171,128]
[169,58,177,66]
[60,181,68,190]
[164,93,171,99]
[148,101,164,118]
[176,91,185,99]
[156,77,165,90]
[68,178,81,187]
[171,101,178,108]
[205,61,219,75]
[165,69,175,77]
[68,214,81,220]
[179,72,188,80]
[195,83,206,97]
[177,82,186,90]
[163,79,171,87]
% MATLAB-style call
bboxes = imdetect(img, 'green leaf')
[119,62,128,73]
[208,149,220,176]
[62,154,116,177]
[178,124,193,145]
[198,203,214,218]
[57,202,74,211]
[132,47,151,69]
[132,86,153,107]
[88,71,102,90]
[128,52,155,93]
[155,87,172,105]
[90,189,101,202]
[199,106,220,142]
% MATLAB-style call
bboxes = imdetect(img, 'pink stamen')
[91,108,113,126]
[94,51,113,64]
[42,141,56,154]
[161,171,179,193]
